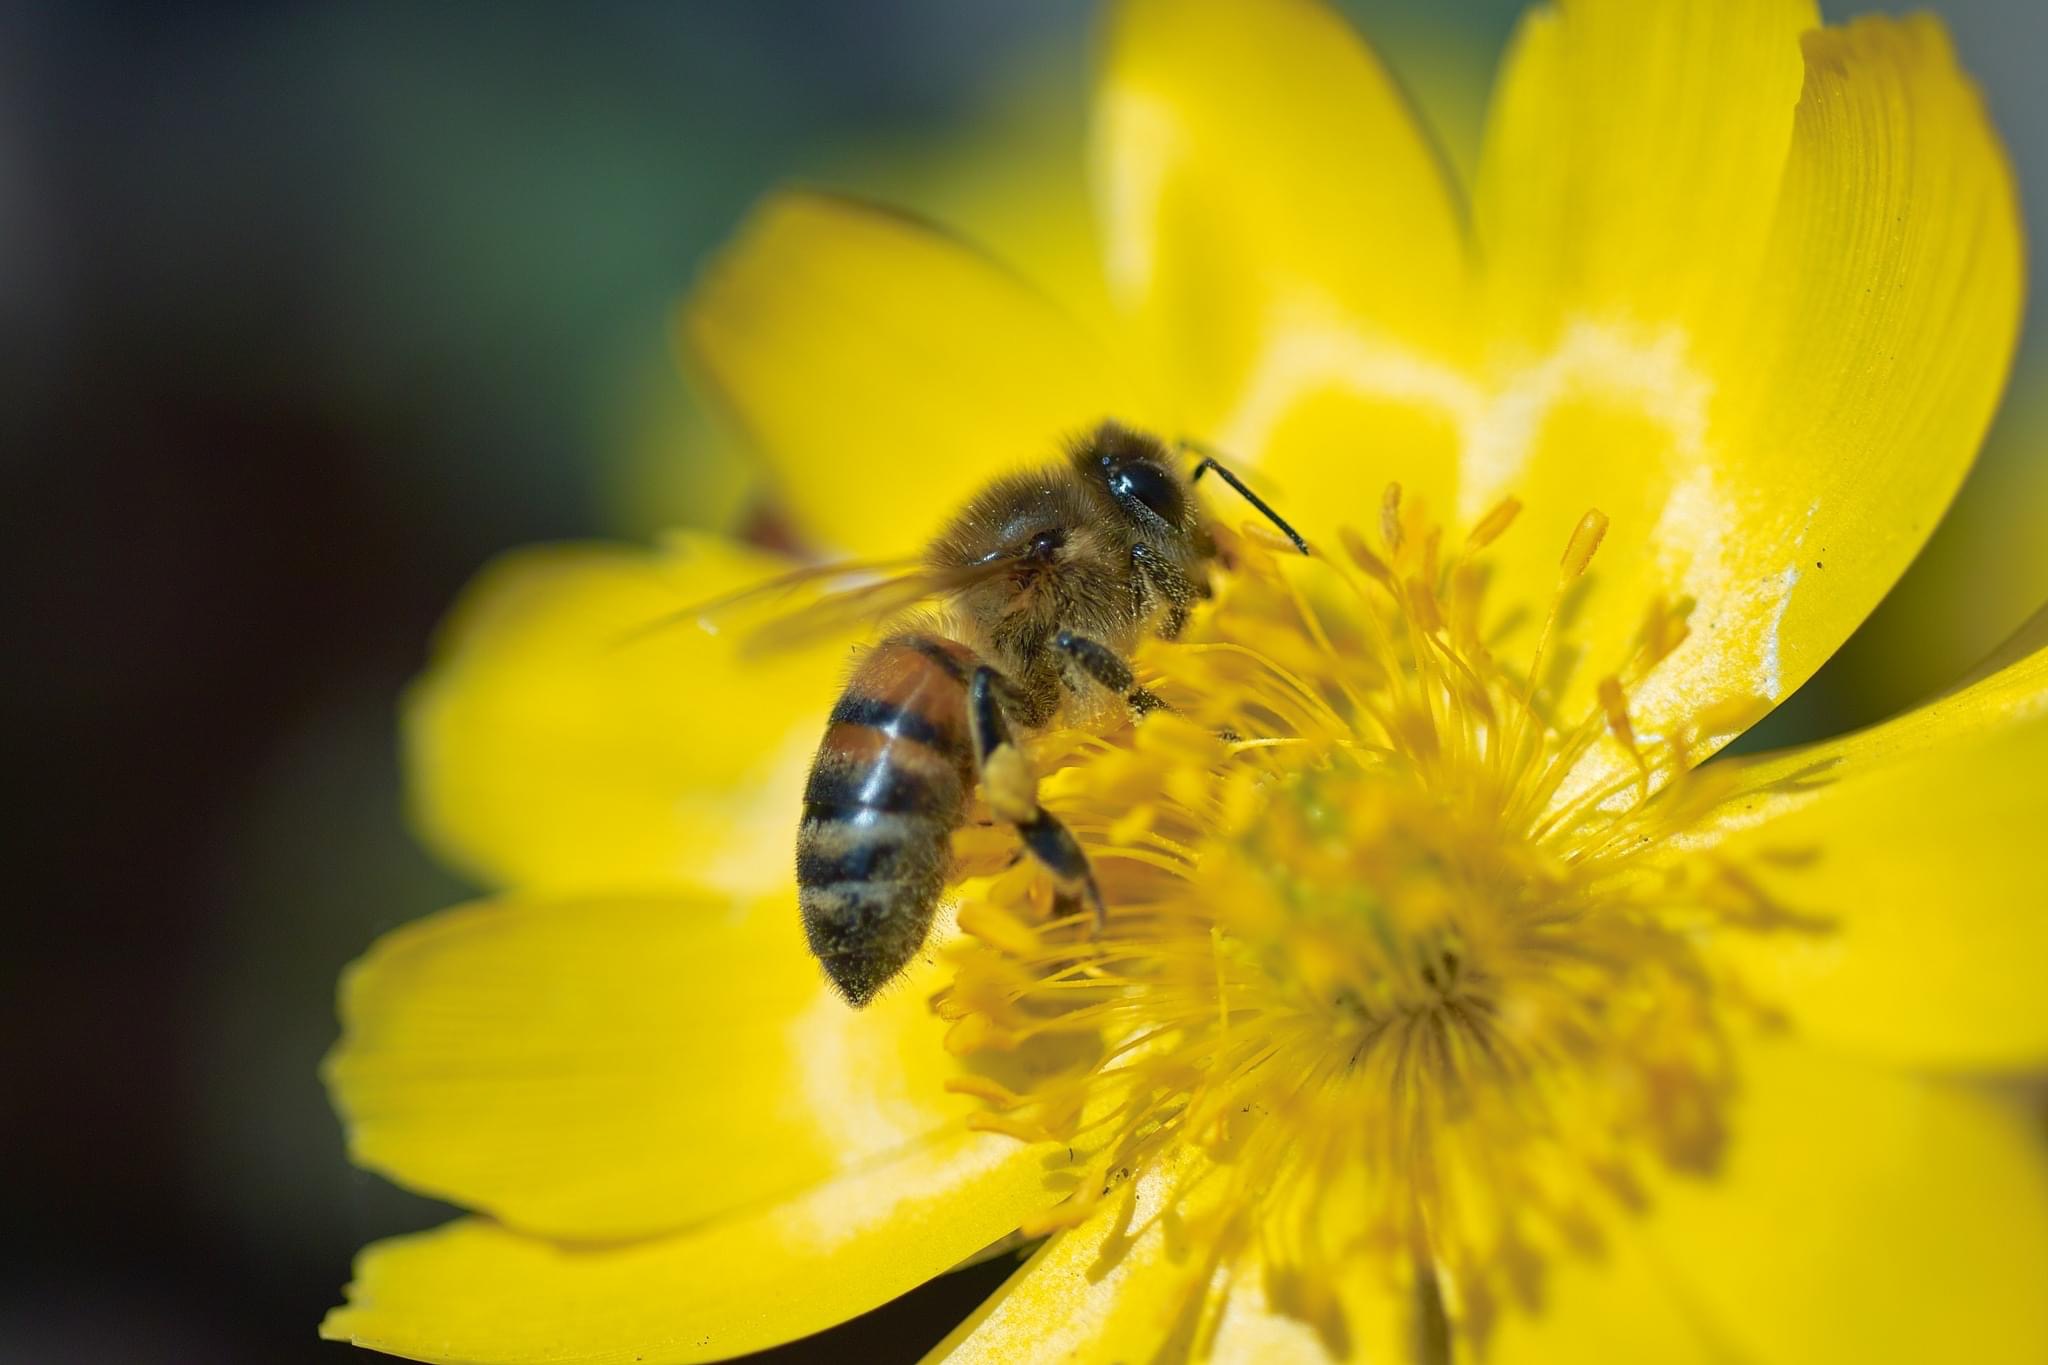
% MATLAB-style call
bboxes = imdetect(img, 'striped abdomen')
[799,634,978,1006]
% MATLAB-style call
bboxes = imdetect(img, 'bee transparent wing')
[612,554,1005,656]
[608,554,920,651]
[739,559,1011,656]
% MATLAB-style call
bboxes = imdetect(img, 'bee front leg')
[1055,630,1246,746]
[967,665,1107,931]
[1051,630,1169,719]
[1131,542,1203,640]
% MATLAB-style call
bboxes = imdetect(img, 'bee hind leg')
[967,664,1107,932]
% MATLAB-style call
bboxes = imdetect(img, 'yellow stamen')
[934,499,1824,1355]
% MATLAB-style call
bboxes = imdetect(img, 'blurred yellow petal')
[328,893,988,1240]
[321,1123,1064,1365]
[866,73,1118,350]
[1689,611,2048,1070]
[1643,1037,2048,1363]
[1481,1231,1718,1365]
[406,534,846,897]
[683,190,1145,557]
[1094,0,1472,522]
[1466,9,2021,799]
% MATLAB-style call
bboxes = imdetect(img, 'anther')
[1560,509,1610,581]
[944,1075,1027,1108]
[1382,483,1405,553]
[1597,675,1649,798]
[1340,525,1394,585]
[1515,508,1612,712]
[1636,595,1692,668]
[1465,496,1522,553]
[1690,692,1773,742]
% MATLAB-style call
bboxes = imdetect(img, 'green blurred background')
[6,1,2041,1359]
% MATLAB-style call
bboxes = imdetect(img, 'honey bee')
[676,421,1307,1007]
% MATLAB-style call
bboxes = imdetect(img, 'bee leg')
[1051,630,1169,719]
[967,665,1107,931]
[1055,629,1245,745]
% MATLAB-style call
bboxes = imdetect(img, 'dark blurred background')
[5,2,2042,1360]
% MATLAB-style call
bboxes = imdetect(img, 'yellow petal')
[322,1123,1063,1365]
[1475,0,1816,354]
[406,534,846,896]
[932,1144,1407,1365]
[1718,16,2025,717]
[1466,0,1809,683]
[1686,611,2048,1070]
[1641,1036,2048,1363]
[930,1152,1209,1363]
[1480,1227,1719,1365]
[1804,354,2048,727]
[328,893,991,1241]
[865,74,1119,354]
[935,1150,1286,1364]
[1093,0,1473,524]
[1468,9,2021,799]
[682,191,1144,557]
[935,1153,1719,1365]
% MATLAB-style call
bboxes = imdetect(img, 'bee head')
[1073,421,1191,531]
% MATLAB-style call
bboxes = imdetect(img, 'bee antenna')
[1180,439,1311,556]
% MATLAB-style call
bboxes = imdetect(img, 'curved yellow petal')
[1685,611,2048,1071]
[1703,603,2048,793]
[1093,0,1474,525]
[1468,8,2021,802]
[879,76,1119,353]
[327,892,993,1241]
[1718,16,2024,713]
[1806,355,2048,727]
[1475,0,1816,355]
[1641,1037,2048,1363]
[321,1124,1066,1364]
[683,191,1145,557]
[406,534,847,897]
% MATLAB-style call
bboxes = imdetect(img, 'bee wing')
[612,554,1004,655]
[608,554,918,650]
[738,558,1012,656]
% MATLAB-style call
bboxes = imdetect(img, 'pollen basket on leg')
[932,505,1828,1354]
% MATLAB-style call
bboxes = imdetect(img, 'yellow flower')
[321,0,2047,1361]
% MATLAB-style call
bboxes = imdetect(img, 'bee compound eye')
[1110,460,1184,522]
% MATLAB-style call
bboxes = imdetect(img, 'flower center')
[934,491,1826,1353]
